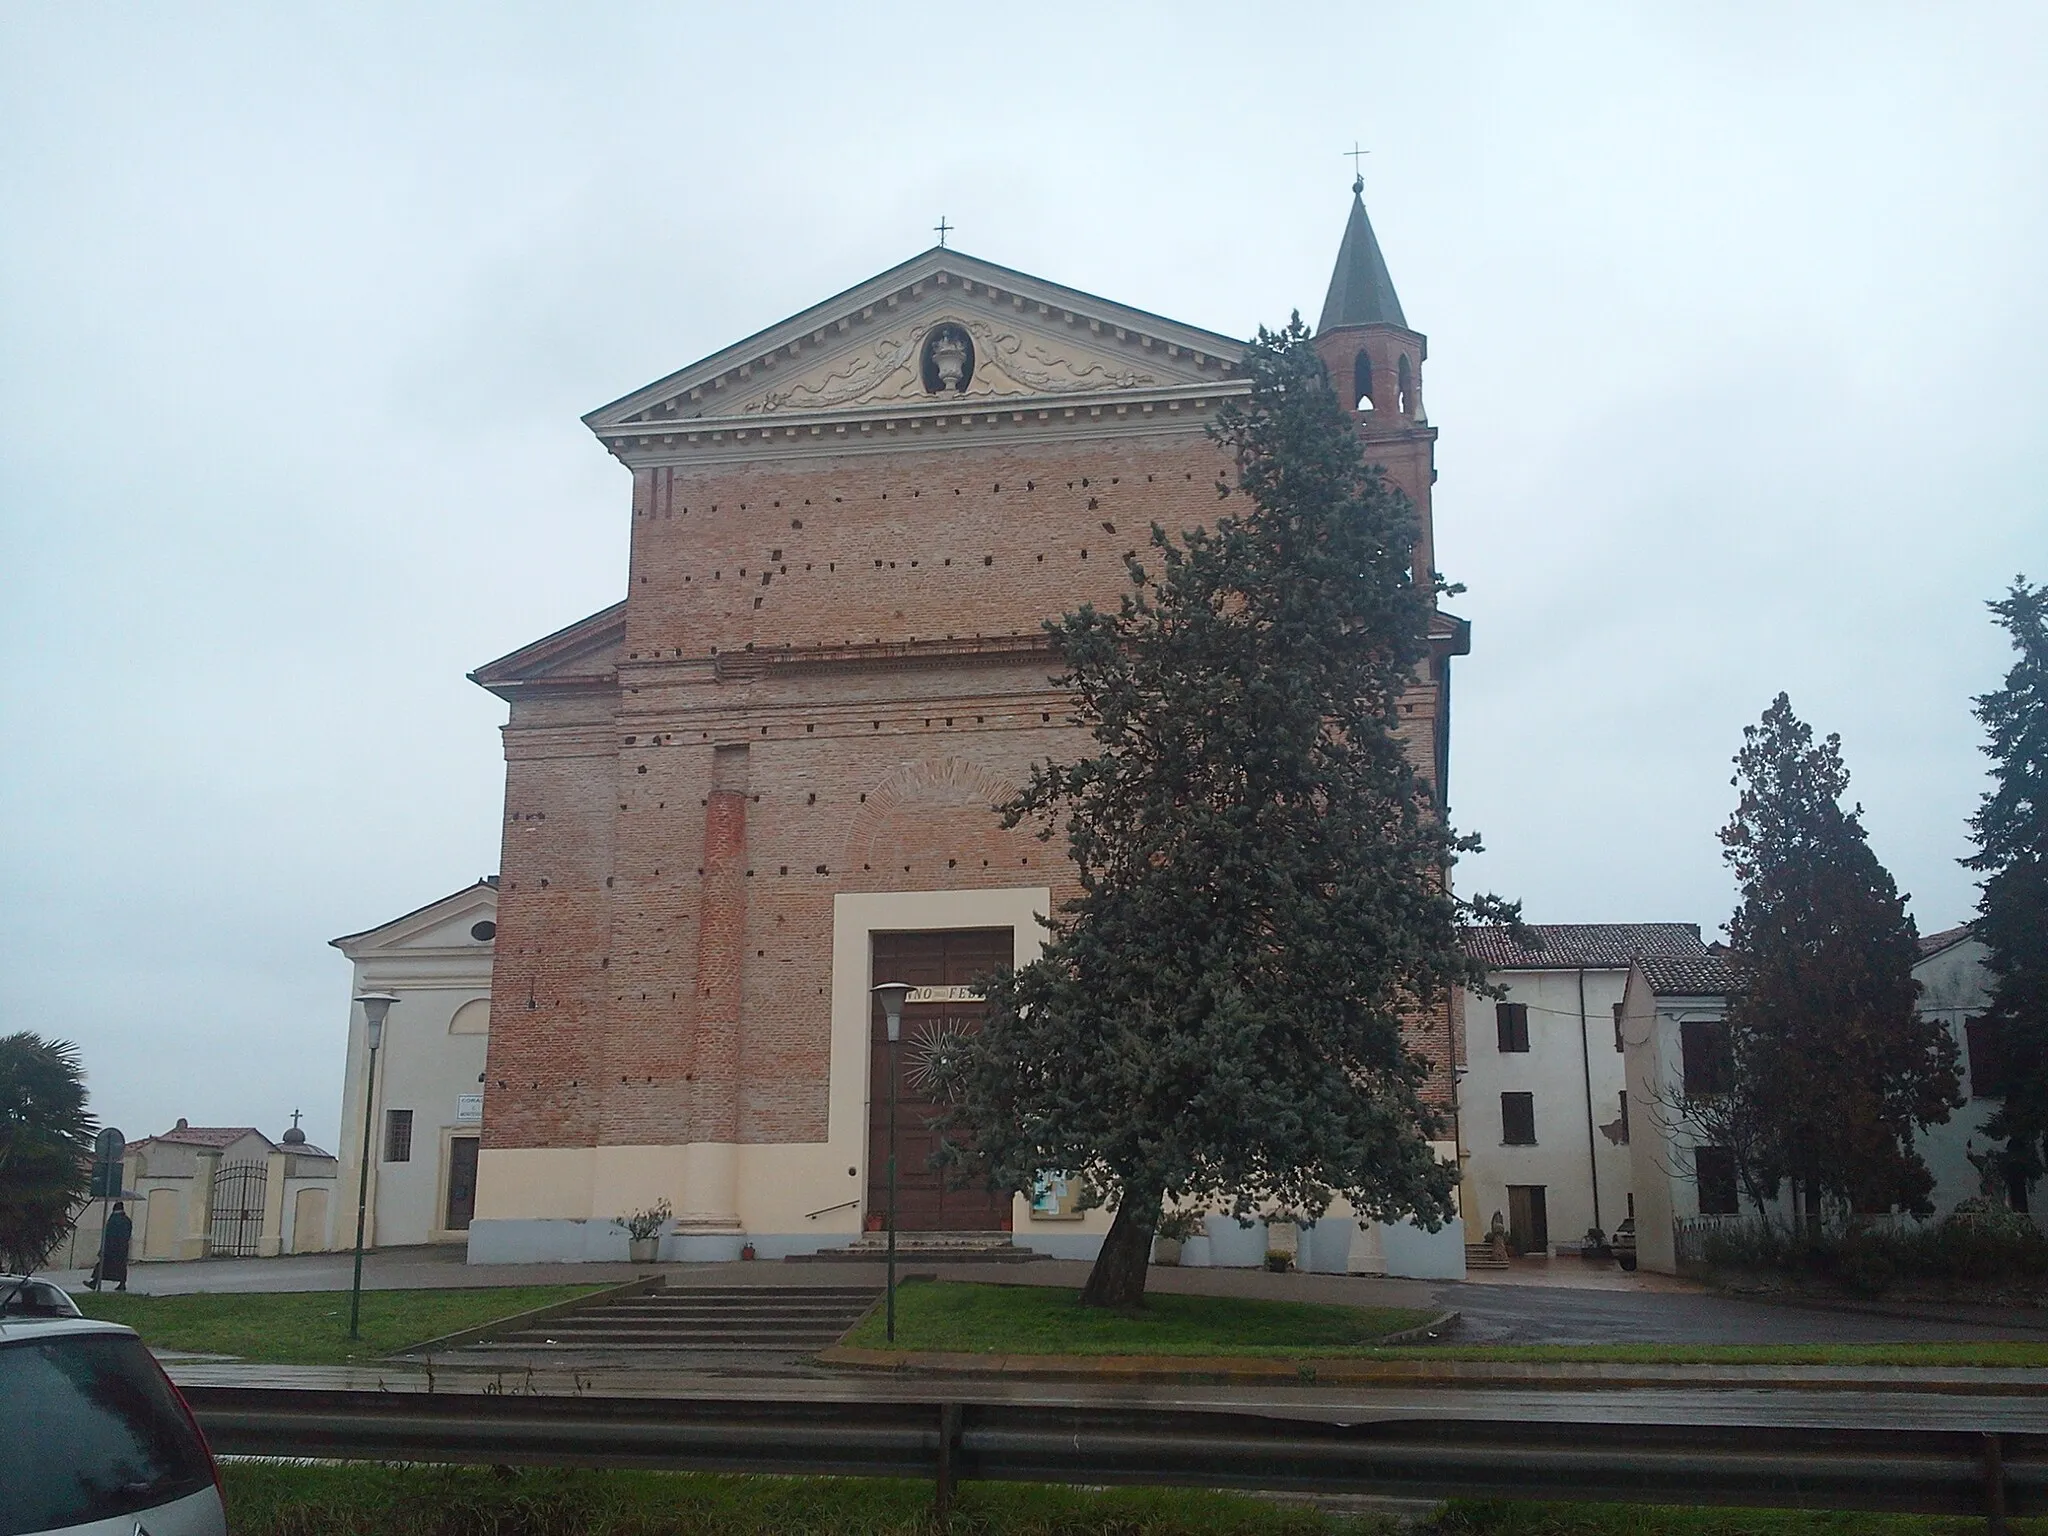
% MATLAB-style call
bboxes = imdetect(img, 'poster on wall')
[1029,1172,1088,1220]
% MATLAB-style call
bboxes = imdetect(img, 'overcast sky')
[3,5,2043,1152]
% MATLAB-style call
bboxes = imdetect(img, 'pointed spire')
[1317,175,1407,332]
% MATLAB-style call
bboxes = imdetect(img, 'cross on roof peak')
[933,215,953,248]
[1345,141,1370,195]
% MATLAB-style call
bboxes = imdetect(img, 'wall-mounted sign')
[906,985,983,1005]
[1030,1171,1088,1221]
[455,1095,483,1123]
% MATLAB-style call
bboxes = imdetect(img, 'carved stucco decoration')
[742,316,1157,415]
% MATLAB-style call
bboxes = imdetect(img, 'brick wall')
[484,381,1457,1155]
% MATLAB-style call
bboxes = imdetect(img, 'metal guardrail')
[184,1386,2043,1529]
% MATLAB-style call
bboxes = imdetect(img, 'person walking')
[95,1202,133,1292]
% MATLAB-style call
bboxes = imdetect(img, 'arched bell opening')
[1352,349,1375,411]
[1396,353,1413,416]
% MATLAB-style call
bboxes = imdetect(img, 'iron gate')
[209,1160,268,1257]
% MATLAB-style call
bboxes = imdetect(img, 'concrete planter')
[627,1237,658,1263]
[1203,1215,1269,1268]
[1150,1236,1183,1266]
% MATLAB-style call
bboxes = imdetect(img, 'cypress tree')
[1967,579,2048,1199]
[1719,696,1960,1223]
[941,318,1516,1308]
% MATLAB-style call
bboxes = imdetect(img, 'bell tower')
[1311,173,1466,813]
[1312,174,1439,588]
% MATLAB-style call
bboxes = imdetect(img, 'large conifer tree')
[1718,696,1959,1223]
[1967,579,2048,1197]
[942,318,1516,1308]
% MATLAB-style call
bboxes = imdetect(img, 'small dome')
[282,1126,307,1145]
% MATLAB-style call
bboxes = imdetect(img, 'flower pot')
[628,1237,658,1263]
[1150,1236,1183,1267]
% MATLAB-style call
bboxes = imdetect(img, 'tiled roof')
[1918,923,1974,958]
[1462,923,1709,972]
[137,1125,267,1150]
[1638,952,1738,997]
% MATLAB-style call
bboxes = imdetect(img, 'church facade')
[462,188,1469,1264]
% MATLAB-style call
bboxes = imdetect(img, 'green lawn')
[72,1284,601,1365]
[219,1464,2048,1535]
[839,1280,1438,1356]
[838,1282,2048,1368]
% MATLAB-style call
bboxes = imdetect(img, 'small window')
[1612,1001,1625,1052]
[1501,1092,1536,1145]
[1695,1146,1739,1215]
[384,1108,414,1163]
[1496,1002,1530,1053]
[1681,1019,1733,1096]
[1967,1018,2013,1099]
[1617,1091,1631,1144]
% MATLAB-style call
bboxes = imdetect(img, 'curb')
[812,1337,2046,1394]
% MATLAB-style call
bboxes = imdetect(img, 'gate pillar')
[258,1149,289,1257]
[180,1149,221,1260]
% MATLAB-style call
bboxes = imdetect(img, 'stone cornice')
[600,381,1246,468]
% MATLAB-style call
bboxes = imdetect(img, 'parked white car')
[1,1306,226,1536]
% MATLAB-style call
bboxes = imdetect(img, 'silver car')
[1,1310,226,1536]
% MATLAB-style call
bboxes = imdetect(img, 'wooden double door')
[868,929,1014,1232]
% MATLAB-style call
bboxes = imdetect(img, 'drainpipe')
[1577,968,1602,1235]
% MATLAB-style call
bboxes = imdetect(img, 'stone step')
[552,1313,869,1332]
[591,1302,868,1319]
[497,1328,851,1347]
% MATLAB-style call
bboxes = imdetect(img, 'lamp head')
[355,993,398,1049]
[870,981,913,1043]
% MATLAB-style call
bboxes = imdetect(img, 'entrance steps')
[484,1284,878,1352]
[1464,1243,1511,1271]
[788,1230,1047,1265]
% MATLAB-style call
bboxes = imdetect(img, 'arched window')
[1352,350,1374,411]
[1397,354,1413,415]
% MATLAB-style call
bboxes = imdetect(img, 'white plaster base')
[1202,1215,1270,1268]
[468,1219,871,1265]
[1376,1215,1466,1279]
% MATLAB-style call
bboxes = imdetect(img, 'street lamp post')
[348,993,397,1342]
[871,981,913,1343]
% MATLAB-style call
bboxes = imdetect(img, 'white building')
[121,1121,337,1261]
[331,879,497,1251]
[1619,951,1740,1274]
[1460,924,1714,1257]
[1622,926,2042,1275]
[1914,924,2041,1225]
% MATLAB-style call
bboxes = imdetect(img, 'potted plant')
[614,1199,672,1263]
[1151,1209,1202,1266]
[1264,1249,1295,1273]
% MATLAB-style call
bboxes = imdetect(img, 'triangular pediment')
[585,248,1246,436]
[469,601,625,696]
[331,880,499,956]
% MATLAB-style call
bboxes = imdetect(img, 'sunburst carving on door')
[904,1017,973,1100]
